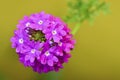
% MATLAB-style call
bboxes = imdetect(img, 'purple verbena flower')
[11,11,75,73]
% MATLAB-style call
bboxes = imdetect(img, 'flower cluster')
[11,12,75,73]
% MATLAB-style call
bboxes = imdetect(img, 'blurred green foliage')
[36,72,61,80]
[65,0,109,23]
[0,73,5,80]
[64,0,110,34]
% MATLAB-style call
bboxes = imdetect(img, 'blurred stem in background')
[38,0,109,80]
[36,72,61,80]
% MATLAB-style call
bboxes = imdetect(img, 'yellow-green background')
[0,0,120,80]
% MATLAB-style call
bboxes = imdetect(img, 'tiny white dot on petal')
[45,51,50,56]
[31,49,36,54]
[38,20,43,25]
[58,42,62,46]
[52,30,57,35]
[19,38,24,44]
[25,22,30,27]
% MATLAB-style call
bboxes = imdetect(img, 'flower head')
[11,11,75,73]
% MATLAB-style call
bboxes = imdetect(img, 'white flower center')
[31,49,36,54]
[45,51,50,56]
[38,20,43,25]
[25,22,30,27]
[58,42,62,46]
[52,30,57,35]
[19,38,24,44]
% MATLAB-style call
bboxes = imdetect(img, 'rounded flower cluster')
[11,12,75,73]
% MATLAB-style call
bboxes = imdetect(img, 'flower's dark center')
[26,28,46,42]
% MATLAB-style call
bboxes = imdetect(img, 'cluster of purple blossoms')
[11,12,75,73]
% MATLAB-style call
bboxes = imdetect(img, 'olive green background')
[0,0,120,80]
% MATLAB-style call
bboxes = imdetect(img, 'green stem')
[37,71,61,80]
[72,23,81,35]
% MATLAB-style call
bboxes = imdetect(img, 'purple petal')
[25,55,30,61]
[47,60,53,66]
[16,47,20,53]
[53,36,60,42]
[35,42,44,49]
[53,56,58,62]
[60,30,66,36]
[30,57,35,63]
[45,34,51,39]
[41,55,46,65]
[59,25,64,30]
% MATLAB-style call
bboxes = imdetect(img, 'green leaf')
[64,0,110,35]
